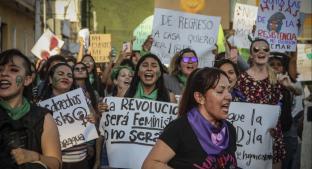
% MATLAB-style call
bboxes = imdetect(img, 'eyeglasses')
[182,56,198,63]
[253,47,270,53]
[74,67,87,72]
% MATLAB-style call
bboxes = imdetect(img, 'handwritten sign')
[38,88,98,150]
[100,97,178,169]
[256,0,301,52]
[297,44,312,81]
[31,29,64,60]
[228,102,280,169]
[90,34,111,63]
[133,15,154,51]
[233,3,258,48]
[151,8,220,65]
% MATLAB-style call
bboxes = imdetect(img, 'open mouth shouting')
[0,80,11,89]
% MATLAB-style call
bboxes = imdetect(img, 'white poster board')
[233,3,258,49]
[151,8,220,65]
[255,0,301,52]
[38,88,99,150]
[31,29,64,60]
[100,97,178,169]
[228,102,280,169]
[297,43,312,81]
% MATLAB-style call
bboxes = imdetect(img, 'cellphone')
[122,42,131,53]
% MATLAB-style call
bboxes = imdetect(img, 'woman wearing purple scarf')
[142,67,238,169]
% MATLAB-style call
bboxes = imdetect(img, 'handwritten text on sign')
[100,97,178,169]
[151,8,220,65]
[90,34,111,63]
[228,102,280,169]
[256,0,301,52]
[38,88,98,150]
[233,3,258,49]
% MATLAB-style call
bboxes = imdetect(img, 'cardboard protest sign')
[233,3,258,49]
[297,44,312,81]
[228,102,280,169]
[133,15,154,51]
[31,29,64,60]
[38,88,98,150]
[100,97,178,169]
[151,8,220,65]
[255,0,301,52]
[90,34,111,63]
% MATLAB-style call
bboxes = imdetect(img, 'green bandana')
[307,53,312,60]
[0,97,30,120]
[89,74,95,85]
[177,72,187,87]
[134,82,158,100]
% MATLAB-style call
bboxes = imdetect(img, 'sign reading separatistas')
[255,0,301,52]
[38,88,99,150]
[31,29,64,60]
[100,97,178,169]
[151,8,220,65]
[228,102,280,169]
[297,44,312,81]
[90,34,111,63]
[233,3,258,49]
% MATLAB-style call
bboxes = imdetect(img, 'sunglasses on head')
[182,56,198,63]
[74,67,87,72]
[253,47,270,53]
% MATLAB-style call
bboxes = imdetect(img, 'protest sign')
[151,8,220,65]
[255,0,301,52]
[78,28,90,50]
[133,15,154,51]
[100,97,178,169]
[90,34,111,63]
[228,102,280,169]
[233,3,258,49]
[31,29,64,60]
[297,44,312,81]
[38,88,98,150]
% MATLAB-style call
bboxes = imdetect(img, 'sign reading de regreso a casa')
[151,8,220,65]
[256,0,301,52]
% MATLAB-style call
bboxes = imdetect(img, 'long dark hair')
[38,55,66,81]
[0,49,33,100]
[179,67,228,116]
[214,59,240,77]
[81,54,104,97]
[125,53,170,102]
[73,62,98,111]
[39,62,74,101]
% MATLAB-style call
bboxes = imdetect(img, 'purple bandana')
[187,108,229,155]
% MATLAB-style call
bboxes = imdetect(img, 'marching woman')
[142,67,237,169]
[0,49,61,169]
[164,48,199,95]
[125,53,176,103]
[236,39,286,169]
[39,62,96,169]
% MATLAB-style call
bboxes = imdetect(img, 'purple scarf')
[187,108,229,155]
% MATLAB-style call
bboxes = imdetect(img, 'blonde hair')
[267,64,278,85]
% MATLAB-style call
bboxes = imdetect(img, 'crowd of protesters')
[0,29,310,169]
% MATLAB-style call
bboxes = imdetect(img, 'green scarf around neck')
[177,72,187,87]
[0,97,30,120]
[134,82,158,100]
[89,74,95,85]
